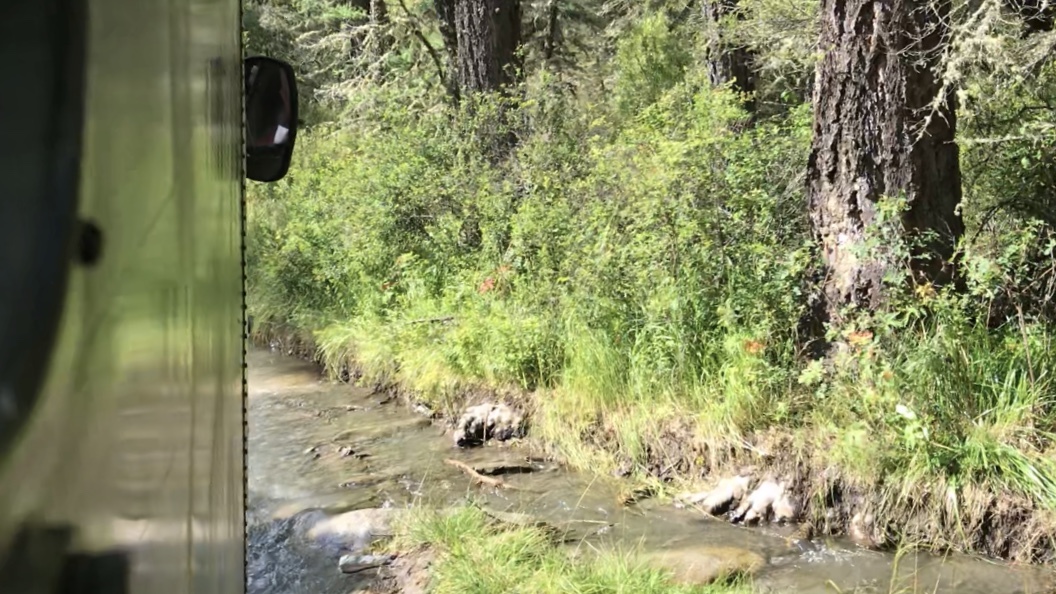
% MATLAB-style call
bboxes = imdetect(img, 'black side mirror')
[244,56,299,183]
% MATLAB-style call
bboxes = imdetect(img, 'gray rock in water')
[303,508,403,552]
[643,545,765,585]
[338,553,397,574]
[453,403,526,447]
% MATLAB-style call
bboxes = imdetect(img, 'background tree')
[519,0,608,76]
[454,0,523,94]
[805,0,964,331]
[703,0,756,110]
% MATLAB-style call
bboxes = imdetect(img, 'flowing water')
[245,348,1056,594]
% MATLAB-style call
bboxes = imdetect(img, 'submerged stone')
[643,545,766,585]
[304,508,403,552]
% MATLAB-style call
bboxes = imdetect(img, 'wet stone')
[643,545,766,585]
[336,445,369,459]
[304,508,403,553]
[338,553,397,574]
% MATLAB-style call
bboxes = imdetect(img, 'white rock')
[733,479,784,524]
[684,475,753,515]
[304,508,401,552]
[453,402,525,447]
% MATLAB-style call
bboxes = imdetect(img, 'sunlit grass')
[285,295,1056,565]
[392,506,754,594]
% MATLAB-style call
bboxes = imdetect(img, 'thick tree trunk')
[806,0,963,329]
[455,0,522,95]
[703,0,755,111]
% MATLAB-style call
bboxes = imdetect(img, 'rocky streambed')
[245,347,1056,594]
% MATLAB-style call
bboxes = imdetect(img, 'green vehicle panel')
[0,0,296,590]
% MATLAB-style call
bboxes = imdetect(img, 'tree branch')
[394,0,448,88]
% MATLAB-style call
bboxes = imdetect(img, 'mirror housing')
[244,56,299,183]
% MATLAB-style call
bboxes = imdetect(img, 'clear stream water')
[245,348,1056,594]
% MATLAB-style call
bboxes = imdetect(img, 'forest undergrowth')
[245,0,1056,564]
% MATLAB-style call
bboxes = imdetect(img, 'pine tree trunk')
[703,0,755,111]
[806,0,963,329]
[455,0,522,95]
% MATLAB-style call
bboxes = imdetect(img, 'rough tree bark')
[703,0,755,111]
[806,0,964,329]
[454,0,522,95]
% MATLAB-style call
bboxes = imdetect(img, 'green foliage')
[395,506,754,594]
[246,0,1056,531]
[959,62,1056,323]
[612,13,692,118]
[250,78,811,407]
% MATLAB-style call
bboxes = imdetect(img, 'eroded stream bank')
[245,347,1056,594]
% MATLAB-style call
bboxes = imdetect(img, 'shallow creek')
[246,348,1055,594]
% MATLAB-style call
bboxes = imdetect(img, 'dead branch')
[444,458,515,490]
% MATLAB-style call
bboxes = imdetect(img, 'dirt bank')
[250,324,1056,568]
[365,548,434,594]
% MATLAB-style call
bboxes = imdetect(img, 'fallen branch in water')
[444,458,514,490]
